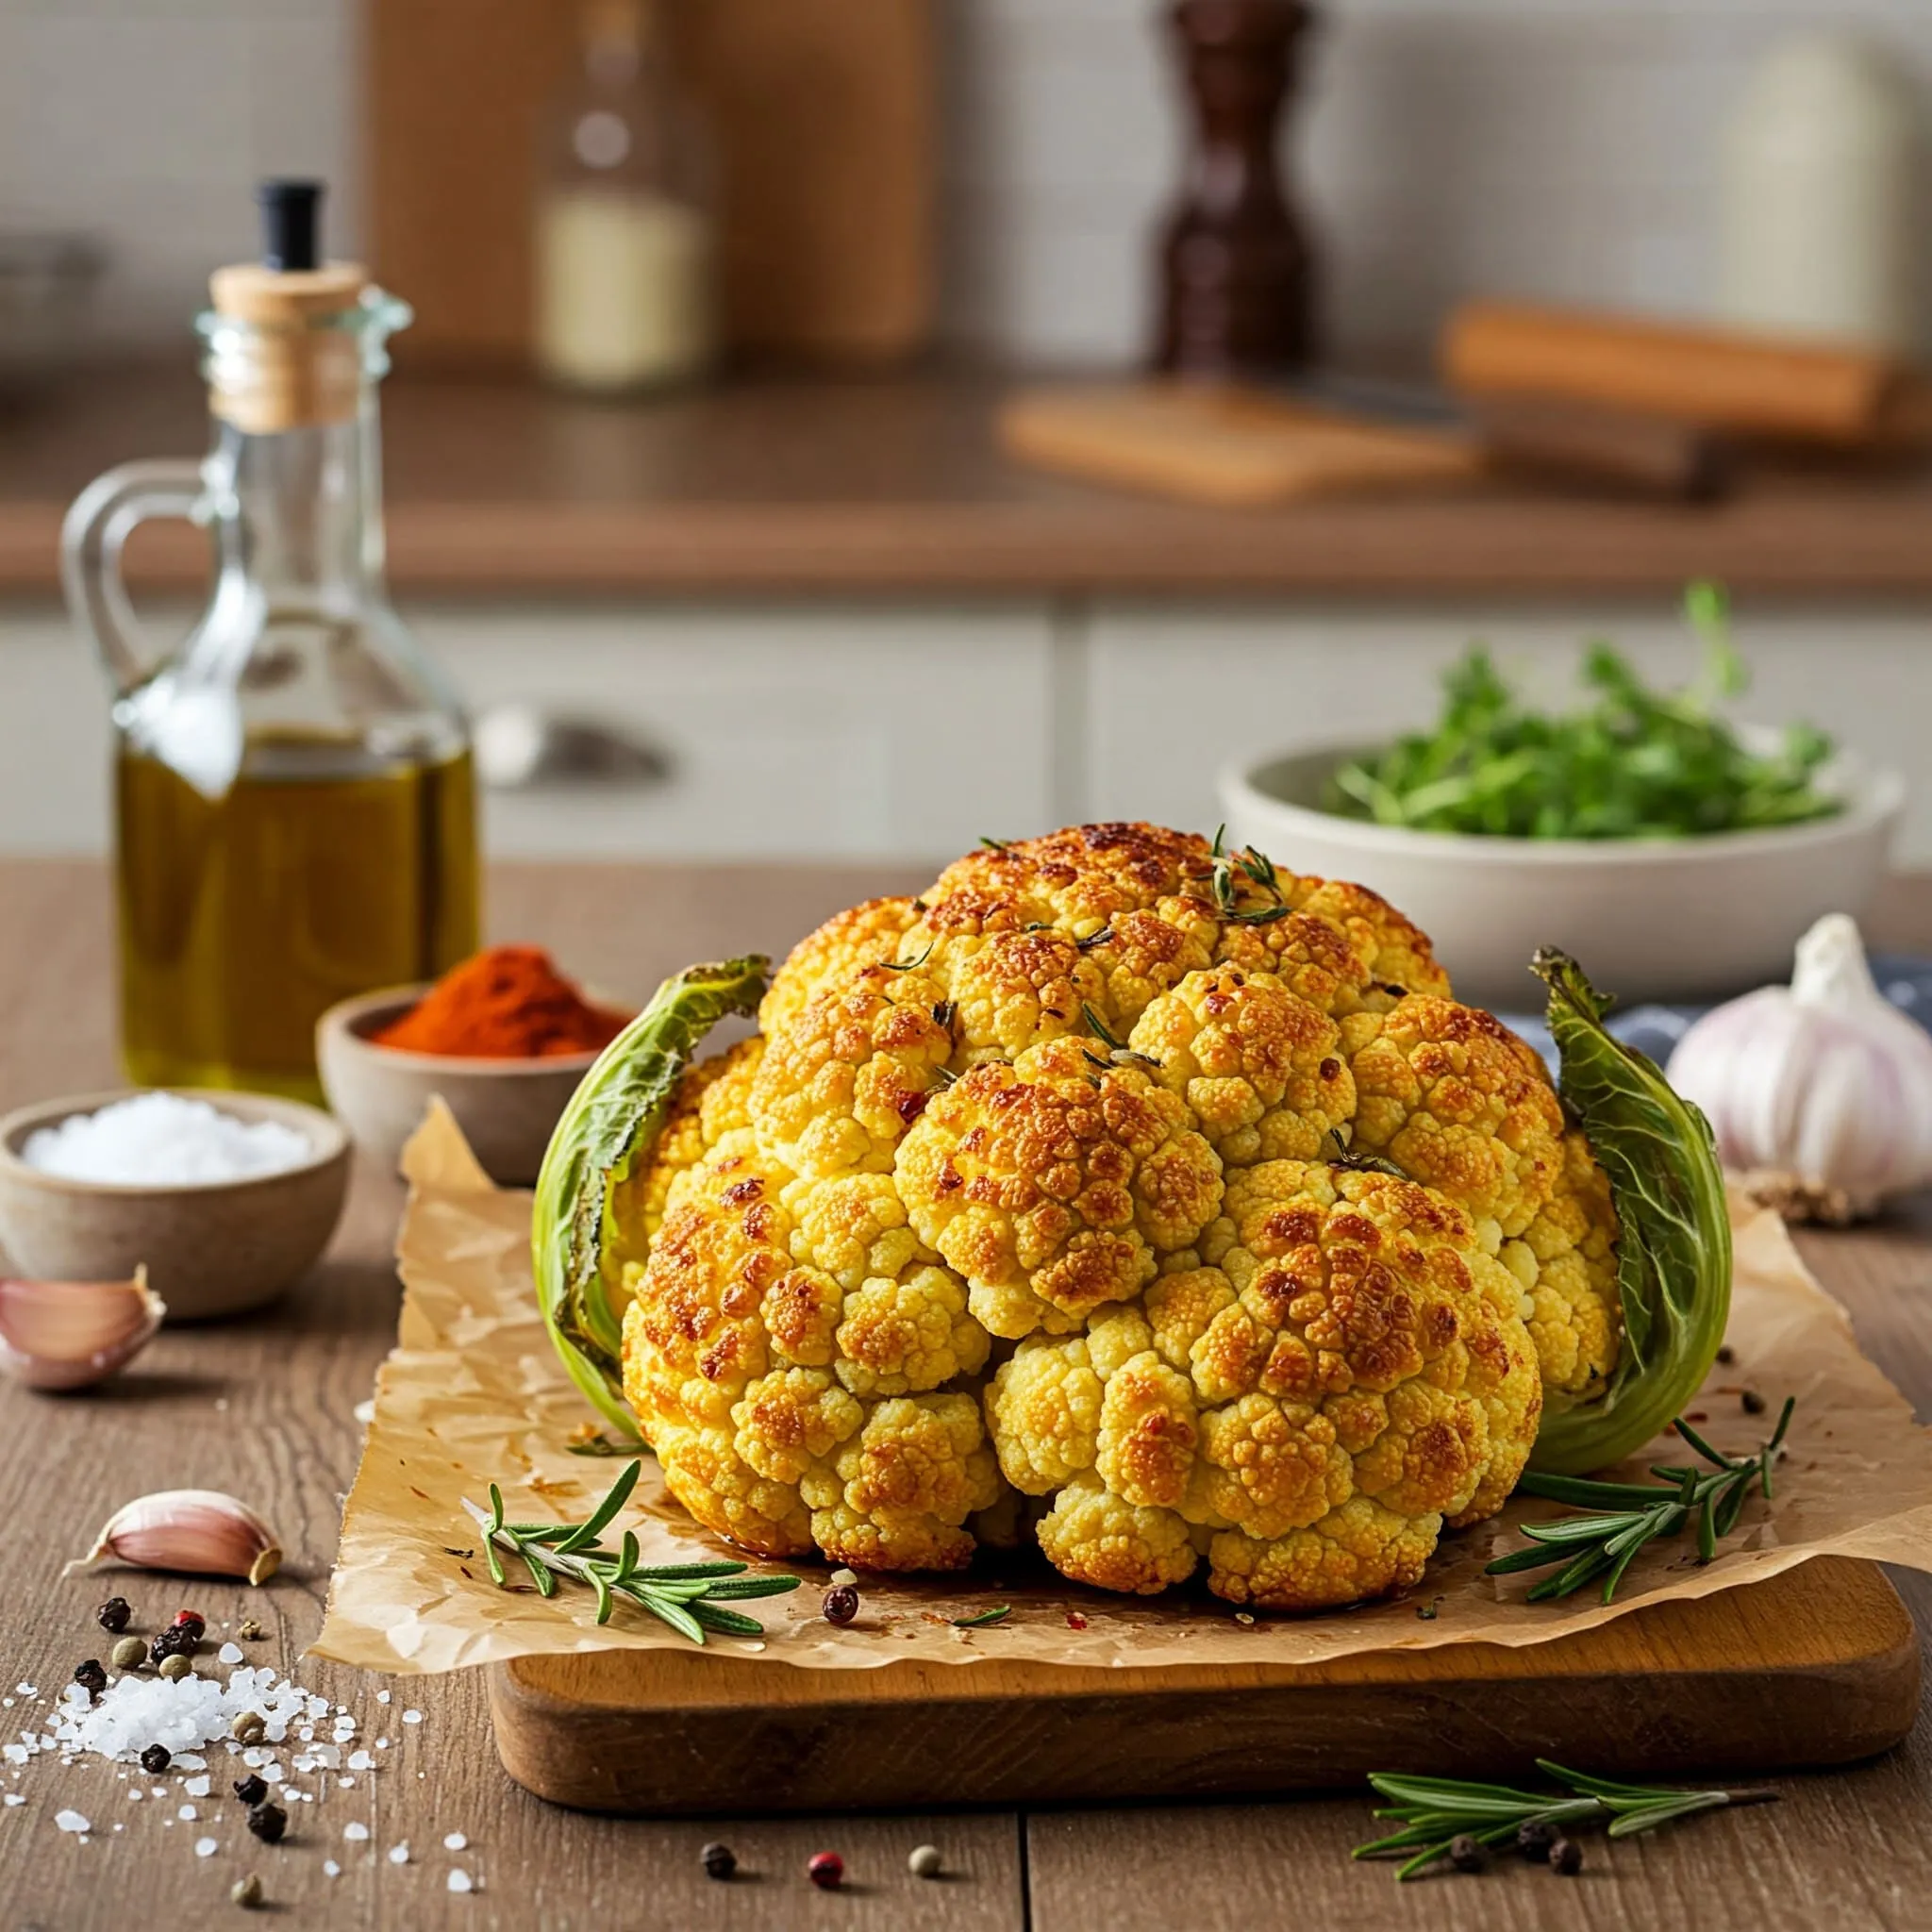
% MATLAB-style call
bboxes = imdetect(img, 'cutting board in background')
[366,0,935,368]
[489,1557,1917,1812]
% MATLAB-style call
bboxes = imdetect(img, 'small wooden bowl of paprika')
[316,947,630,1187]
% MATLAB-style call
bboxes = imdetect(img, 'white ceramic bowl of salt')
[0,1089,349,1320]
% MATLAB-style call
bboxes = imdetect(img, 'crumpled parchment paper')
[313,1104,1932,1674]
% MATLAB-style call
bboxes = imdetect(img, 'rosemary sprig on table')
[1356,1760,1779,1881]
[1488,1397,1794,1605]
[462,1461,801,1645]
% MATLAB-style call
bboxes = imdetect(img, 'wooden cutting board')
[488,1556,1919,1813]
[366,0,934,367]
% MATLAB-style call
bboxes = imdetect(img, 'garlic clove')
[0,1268,164,1391]
[64,1489,282,1586]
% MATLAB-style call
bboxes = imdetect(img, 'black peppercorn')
[140,1743,172,1775]
[1517,1818,1556,1862]
[149,1624,198,1666]
[245,1802,288,1845]
[1550,1837,1583,1876]
[700,1840,736,1881]
[1741,1389,1767,1416]
[233,1774,270,1807]
[1716,1344,1736,1366]
[95,1597,131,1635]
[823,1584,859,1627]
[73,1659,108,1697]
[1448,1834,1485,1874]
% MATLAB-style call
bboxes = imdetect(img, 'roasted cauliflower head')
[608,822,1628,1611]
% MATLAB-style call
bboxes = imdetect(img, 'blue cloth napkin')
[1496,956,1932,1074]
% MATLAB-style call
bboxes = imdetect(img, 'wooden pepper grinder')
[1153,0,1317,378]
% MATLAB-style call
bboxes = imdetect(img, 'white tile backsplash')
[2,0,1929,362]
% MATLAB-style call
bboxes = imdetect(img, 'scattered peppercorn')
[808,1851,844,1890]
[1741,1389,1767,1416]
[1716,1344,1736,1366]
[110,1637,148,1672]
[172,1609,207,1642]
[1517,1818,1556,1862]
[700,1841,736,1881]
[140,1744,172,1775]
[908,1844,942,1878]
[158,1653,193,1682]
[1550,1837,1583,1876]
[73,1659,108,1697]
[1448,1834,1485,1874]
[230,1874,264,1909]
[245,1802,288,1845]
[95,1596,131,1634]
[823,1584,859,1627]
[230,1711,267,1745]
[232,1774,270,1807]
[237,1620,264,1641]
[149,1625,197,1666]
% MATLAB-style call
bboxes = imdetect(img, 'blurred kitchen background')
[3,0,1931,863]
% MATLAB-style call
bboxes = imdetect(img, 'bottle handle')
[59,458,209,695]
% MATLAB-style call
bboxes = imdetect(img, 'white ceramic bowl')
[1220,741,1907,1010]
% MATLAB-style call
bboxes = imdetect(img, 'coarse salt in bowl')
[22,1092,311,1188]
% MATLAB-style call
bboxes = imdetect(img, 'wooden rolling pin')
[1443,301,1915,443]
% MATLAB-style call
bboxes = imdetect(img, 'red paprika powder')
[374,945,626,1058]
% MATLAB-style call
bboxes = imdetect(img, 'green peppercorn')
[230,1874,264,1909]
[908,1844,942,1878]
[158,1653,193,1682]
[230,1710,267,1745]
[110,1637,147,1672]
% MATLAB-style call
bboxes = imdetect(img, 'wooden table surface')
[4,859,1932,1932]
[6,366,1932,598]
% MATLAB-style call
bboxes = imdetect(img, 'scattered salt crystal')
[4,1747,25,1766]
[388,1842,410,1865]
[343,1822,370,1842]
[56,1809,90,1833]
[177,1805,196,1822]
[126,1789,141,1802]
[151,1788,166,1800]
[22,1092,311,1186]
[375,1690,391,1706]
[16,1684,35,1696]
[323,1860,341,1879]
[339,1778,355,1790]
[218,1644,243,1666]
[353,1398,376,1425]
[375,1738,390,1749]
[402,1709,423,1726]
[183,1775,209,1798]
[262,1765,284,1785]
[448,1870,474,1893]
[443,1831,467,1851]
[8,1793,27,1807]
[194,1836,217,1857]
[347,1751,373,1772]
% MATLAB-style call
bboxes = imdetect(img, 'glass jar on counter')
[62,181,478,1103]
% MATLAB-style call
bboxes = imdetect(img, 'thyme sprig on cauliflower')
[533,823,1731,1612]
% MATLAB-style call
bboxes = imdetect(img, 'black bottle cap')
[257,179,325,274]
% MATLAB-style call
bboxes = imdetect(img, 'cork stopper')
[206,180,372,433]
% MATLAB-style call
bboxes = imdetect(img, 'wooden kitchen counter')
[2,859,1932,1929]
[4,366,1932,598]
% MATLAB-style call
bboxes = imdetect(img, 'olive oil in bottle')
[65,182,478,1101]
[118,738,476,1101]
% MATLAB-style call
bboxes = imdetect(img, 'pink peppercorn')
[808,1851,843,1890]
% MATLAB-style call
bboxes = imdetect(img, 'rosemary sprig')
[462,1461,801,1644]
[1356,1759,1778,1881]
[1488,1397,1793,1604]
[565,1429,649,1458]
[952,1604,1011,1627]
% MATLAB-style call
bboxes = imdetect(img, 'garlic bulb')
[0,1268,164,1391]
[1668,913,1932,1220]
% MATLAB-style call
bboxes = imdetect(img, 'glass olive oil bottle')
[65,183,477,1102]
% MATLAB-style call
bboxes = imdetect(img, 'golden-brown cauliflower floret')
[1211,907,1379,1018]
[751,965,954,1179]
[928,823,1215,933]
[978,1161,1540,1610]
[898,1035,1224,1340]
[760,895,922,1036]
[614,1037,764,1257]
[1278,875,1452,1002]
[1506,1128,1621,1407]
[1348,995,1564,1241]
[781,1170,932,1290]
[1130,967,1355,1166]
[652,1422,817,1558]
[811,1393,1002,1572]
[936,925,1108,1063]
[835,1265,990,1396]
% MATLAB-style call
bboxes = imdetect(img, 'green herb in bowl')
[1324,584,1840,841]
